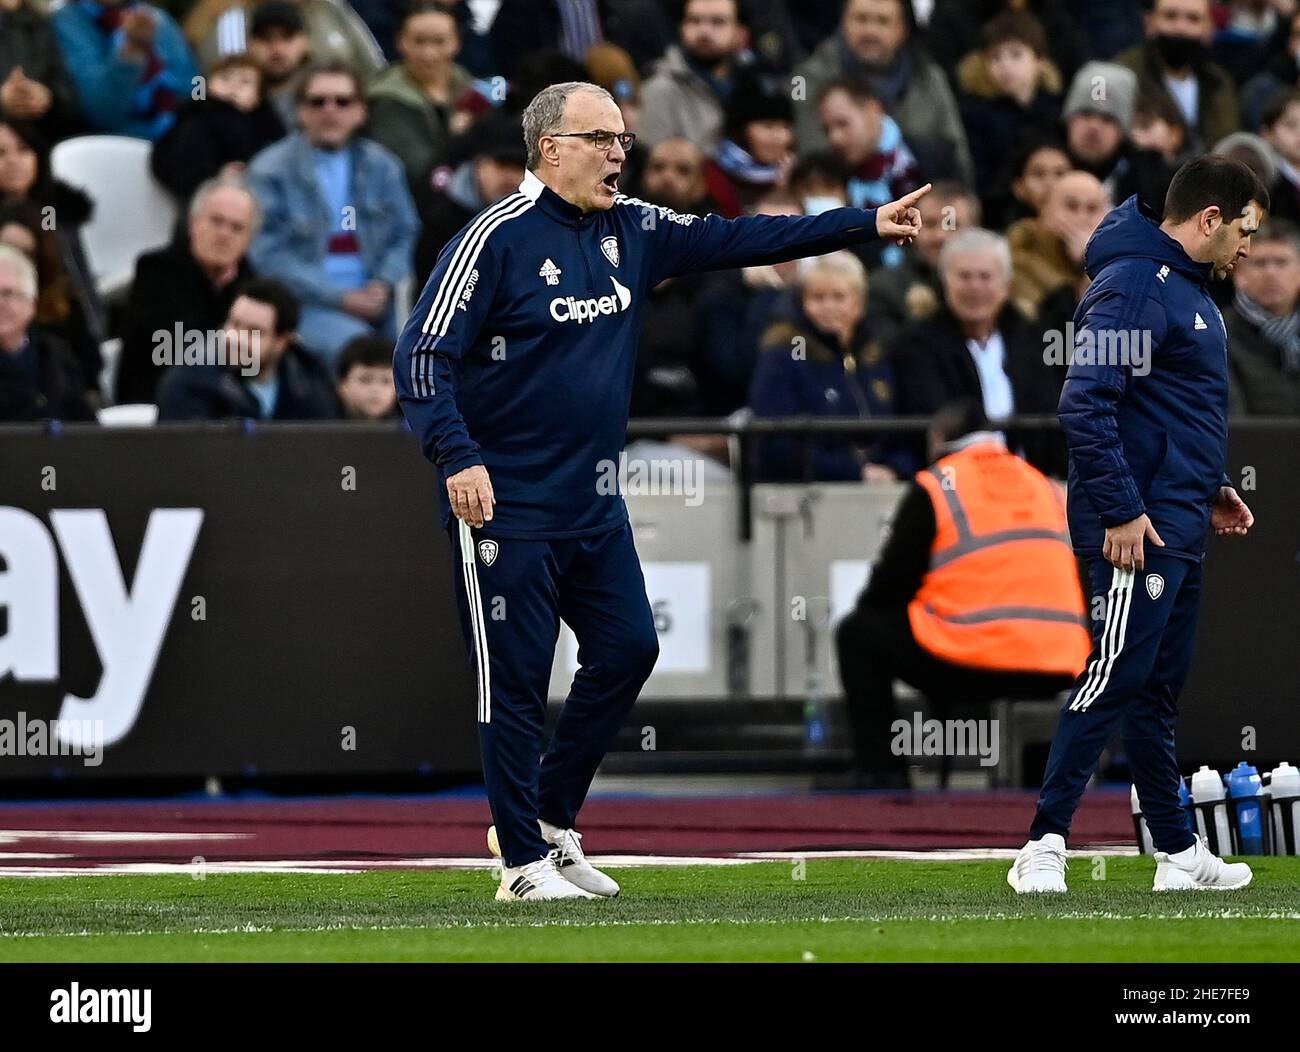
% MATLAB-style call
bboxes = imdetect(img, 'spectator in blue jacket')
[247,60,419,367]
[748,249,911,482]
[52,0,198,140]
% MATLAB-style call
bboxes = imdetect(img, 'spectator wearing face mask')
[1112,0,1238,153]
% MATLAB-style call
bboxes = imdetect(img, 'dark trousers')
[1030,553,1200,853]
[448,520,659,868]
[835,604,1075,776]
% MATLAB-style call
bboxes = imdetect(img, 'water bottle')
[1130,784,1154,854]
[1190,765,1233,855]
[1268,762,1300,855]
[1226,762,1268,855]
[1178,776,1196,838]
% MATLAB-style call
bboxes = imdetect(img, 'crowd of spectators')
[3,0,1300,458]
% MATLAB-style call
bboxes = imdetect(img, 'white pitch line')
[4,910,1298,941]
[0,831,254,844]
[0,846,1143,878]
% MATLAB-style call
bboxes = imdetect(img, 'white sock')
[1168,842,1199,864]
[539,819,563,840]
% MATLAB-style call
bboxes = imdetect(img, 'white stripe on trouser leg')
[1071,567,1121,711]
[1072,568,1134,712]
[459,520,490,723]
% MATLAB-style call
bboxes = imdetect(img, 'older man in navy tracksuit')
[394,81,931,900]
[1008,156,1266,894]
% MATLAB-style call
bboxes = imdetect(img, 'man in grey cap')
[1062,61,1176,212]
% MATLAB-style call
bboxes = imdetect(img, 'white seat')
[97,337,122,405]
[49,136,177,300]
[96,403,159,427]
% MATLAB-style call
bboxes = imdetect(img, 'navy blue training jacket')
[395,170,880,537]
[1060,195,1232,562]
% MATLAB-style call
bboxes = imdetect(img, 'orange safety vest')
[907,440,1091,675]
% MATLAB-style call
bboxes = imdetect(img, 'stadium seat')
[97,337,121,405]
[49,136,177,300]
[96,403,159,427]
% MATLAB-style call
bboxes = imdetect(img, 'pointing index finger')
[896,183,933,209]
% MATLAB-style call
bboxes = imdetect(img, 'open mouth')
[601,171,620,193]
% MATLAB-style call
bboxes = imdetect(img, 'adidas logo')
[539,258,562,286]
[1194,313,1207,330]
[509,876,537,897]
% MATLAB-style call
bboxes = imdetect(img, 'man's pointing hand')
[876,182,932,246]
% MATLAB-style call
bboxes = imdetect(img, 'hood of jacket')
[956,49,1062,98]
[1084,194,1212,285]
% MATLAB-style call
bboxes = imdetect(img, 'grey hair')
[797,249,868,295]
[938,227,1013,282]
[0,243,37,300]
[189,175,263,234]
[521,81,615,170]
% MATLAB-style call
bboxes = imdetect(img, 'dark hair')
[1250,219,1300,254]
[817,73,880,109]
[337,335,394,379]
[675,0,747,25]
[402,0,458,29]
[1261,86,1300,131]
[1163,155,1269,224]
[295,59,366,104]
[1134,90,1187,133]
[790,150,850,191]
[0,199,74,324]
[1009,133,1069,180]
[205,54,264,103]
[928,179,983,224]
[249,0,306,39]
[235,278,300,335]
[0,119,52,197]
[723,68,793,140]
[931,400,990,446]
[981,9,1047,57]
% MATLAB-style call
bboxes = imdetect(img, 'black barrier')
[0,419,1297,781]
[0,425,480,781]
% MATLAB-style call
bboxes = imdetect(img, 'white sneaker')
[541,820,620,897]
[1007,833,1069,893]
[1153,835,1252,892]
[488,823,620,898]
[495,856,597,901]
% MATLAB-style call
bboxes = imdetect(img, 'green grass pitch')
[2,858,1298,962]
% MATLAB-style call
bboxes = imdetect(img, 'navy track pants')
[1030,552,1201,853]
[449,519,659,868]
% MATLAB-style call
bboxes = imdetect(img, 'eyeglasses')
[552,129,636,152]
[303,95,358,109]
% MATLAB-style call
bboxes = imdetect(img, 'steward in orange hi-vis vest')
[908,439,1090,676]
